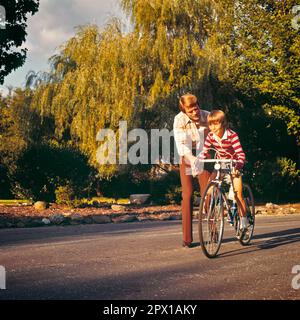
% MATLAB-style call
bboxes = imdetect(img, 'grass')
[0,199,33,206]
[82,197,131,205]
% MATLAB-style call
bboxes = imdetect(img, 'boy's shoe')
[240,216,249,229]
[237,227,250,241]
[227,216,234,226]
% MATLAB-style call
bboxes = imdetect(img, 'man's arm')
[173,116,195,165]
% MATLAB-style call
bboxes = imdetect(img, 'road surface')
[0,214,300,300]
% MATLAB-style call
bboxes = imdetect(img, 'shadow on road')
[0,220,182,247]
[219,227,300,258]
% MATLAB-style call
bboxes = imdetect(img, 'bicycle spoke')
[199,182,224,258]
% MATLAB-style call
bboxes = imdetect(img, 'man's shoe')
[182,241,193,248]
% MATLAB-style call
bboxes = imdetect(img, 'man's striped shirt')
[199,129,246,170]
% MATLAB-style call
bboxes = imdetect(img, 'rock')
[70,220,80,225]
[70,213,83,221]
[16,222,25,228]
[42,218,51,225]
[34,201,48,210]
[83,217,93,224]
[91,215,112,224]
[49,214,65,224]
[112,215,137,223]
[6,222,14,228]
[111,205,126,212]
[265,203,279,210]
[30,219,44,227]
[169,214,181,220]
[137,214,152,222]
[157,213,171,221]
[129,194,151,205]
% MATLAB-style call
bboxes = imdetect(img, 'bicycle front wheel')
[238,183,255,246]
[199,182,224,258]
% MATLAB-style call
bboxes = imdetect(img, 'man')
[173,94,211,248]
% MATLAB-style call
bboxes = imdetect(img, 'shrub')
[11,144,95,202]
[55,184,75,206]
[252,157,300,202]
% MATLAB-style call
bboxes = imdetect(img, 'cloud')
[1,0,124,92]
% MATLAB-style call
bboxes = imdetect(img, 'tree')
[17,1,298,200]
[0,0,39,84]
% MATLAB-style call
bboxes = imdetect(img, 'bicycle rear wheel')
[238,183,255,246]
[199,182,224,258]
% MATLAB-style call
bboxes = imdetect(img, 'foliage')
[11,144,95,202]
[0,0,39,84]
[252,157,300,202]
[55,184,76,206]
[0,0,299,203]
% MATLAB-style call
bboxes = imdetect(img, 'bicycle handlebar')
[197,159,237,163]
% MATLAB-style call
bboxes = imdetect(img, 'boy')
[198,110,249,232]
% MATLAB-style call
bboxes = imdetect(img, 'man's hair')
[179,94,198,113]
[207,110,228,128]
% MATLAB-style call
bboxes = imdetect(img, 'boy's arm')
[231,133,246,170]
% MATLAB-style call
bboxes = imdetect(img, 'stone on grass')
[111,205,126,212]
[34,201,48,210]
[265,203,279,210]
[129,194,150,205]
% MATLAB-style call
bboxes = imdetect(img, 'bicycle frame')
[199,158,239,226]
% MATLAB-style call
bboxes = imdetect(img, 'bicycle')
[198,157,255,258]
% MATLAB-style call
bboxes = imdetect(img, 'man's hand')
[192,157,204,177]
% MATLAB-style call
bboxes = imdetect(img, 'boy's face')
[209,120,224,137]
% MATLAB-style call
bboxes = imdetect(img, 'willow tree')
[30,22,144,178]
[121,0,230,112]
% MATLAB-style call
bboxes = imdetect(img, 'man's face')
[184,102,201,122]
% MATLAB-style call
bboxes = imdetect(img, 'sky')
[0,0,126,96]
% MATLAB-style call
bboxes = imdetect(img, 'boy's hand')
[232,167,240,178]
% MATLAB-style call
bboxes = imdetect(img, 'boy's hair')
[207,110,228,128]
[179,94,198,113]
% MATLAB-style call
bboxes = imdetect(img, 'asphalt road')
[1,214,300,300]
